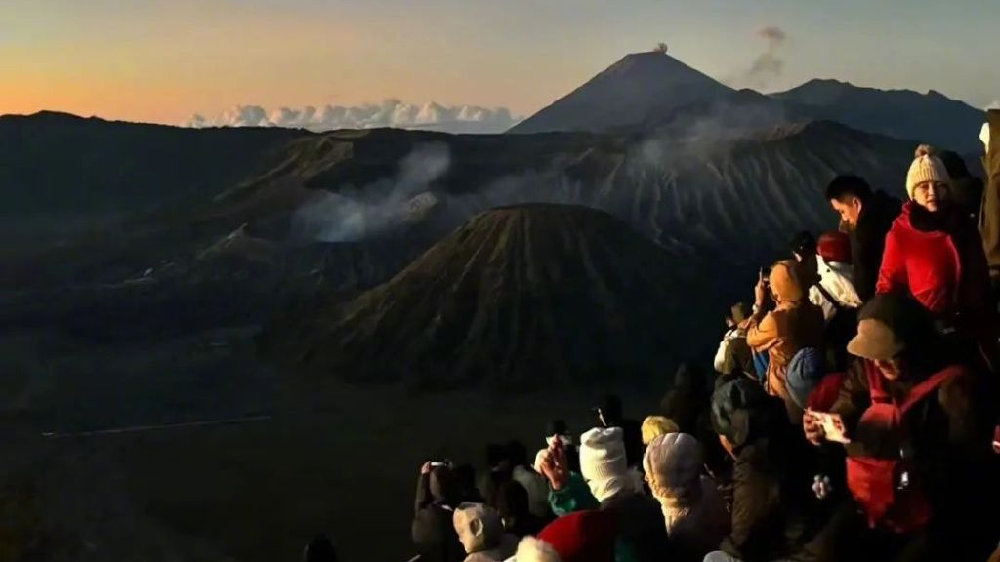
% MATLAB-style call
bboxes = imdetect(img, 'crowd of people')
[313,115,1000,562]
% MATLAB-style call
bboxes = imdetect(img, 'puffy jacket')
[746,260,825,416]
[876,201,996,362]
[982,110,1000,279]
[808,256,861,322]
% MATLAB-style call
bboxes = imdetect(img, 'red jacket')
[877,201,991,317]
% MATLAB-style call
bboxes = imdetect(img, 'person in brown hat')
[803,293,999,561]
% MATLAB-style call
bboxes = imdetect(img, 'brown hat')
[846,293,934,361]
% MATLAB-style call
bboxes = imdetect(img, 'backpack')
[786,347,825,409]
[845,361,963,533]
[752,350,770,386]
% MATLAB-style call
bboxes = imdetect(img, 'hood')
[643,433,703,506]
[769,260,807,303]
[454,503,505,554]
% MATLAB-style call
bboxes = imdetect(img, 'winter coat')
[876,201,996,362]
[413,474,466,562]
[828,357,1000,559]
[808,256,861,322]
[746,260,825,416]
[644,433,730,561]
[512,465,551,519]
[982,109,1000,280]
[549,473,670,562]
[851,190,902,302]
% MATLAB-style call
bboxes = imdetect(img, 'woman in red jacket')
[877,144,996,369]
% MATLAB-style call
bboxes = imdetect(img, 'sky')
[1,0,997,127]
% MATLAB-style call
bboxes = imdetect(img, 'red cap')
[817,231,852,264]
[537,510,617,562]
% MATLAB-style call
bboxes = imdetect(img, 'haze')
[2,0,997,126]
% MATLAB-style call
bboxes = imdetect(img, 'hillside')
[282,204,712,390]
[507,51,733,134]
[770,79,985,152]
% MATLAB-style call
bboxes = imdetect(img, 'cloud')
[184,100,522,134]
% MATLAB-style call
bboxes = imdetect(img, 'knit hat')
[454,503,505,554]
[643,433,703,504]
[905,144,950,199]
[641,416,680,445]
[510,536,562,562]
[536,510,617,562]
[817,231,852,264]
[578,427,633,502]
[785,347,825,409]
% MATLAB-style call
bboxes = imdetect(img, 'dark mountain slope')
[770,79,985,152]
[508,51,733,134]
[284,204,713,390]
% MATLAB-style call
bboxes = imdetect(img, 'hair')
[790,230,816,258]
[547,419,568,436]
[600,394,623,422]
[303,535,338,562]
[825,175,872,202]
[506,440,529,467]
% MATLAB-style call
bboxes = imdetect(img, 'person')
[876,144,996,369]
[479,444,514,506]
[413,462,467,562]
[981,110,1000,303]
[595,395,644,469]
[792,231,862,322]
[454,464,485,503]
[640,416,680,446]
[939,149,983,222]
[507,440,552,519]
[713,302,754,377]
[643,433,729,561]
[659,363,730,481]
[509,536,564,562]
[538,428,670,562]
[303,534,338,562]
[546,420,580,473]
[452,503,519,562]
[744,260,825,419]
[804,293,1000,561]
[493,480,546,538]
[706,378,831,562]
[825,175,902,302]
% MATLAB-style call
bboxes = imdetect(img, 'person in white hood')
[791,231,861,321]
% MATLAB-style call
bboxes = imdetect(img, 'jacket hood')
[643,433,703,506]
[454,503,505,554]
[769,260,807,303]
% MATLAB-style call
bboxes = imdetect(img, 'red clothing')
[877,201,992,316]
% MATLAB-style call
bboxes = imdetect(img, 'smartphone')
[760,266,771,279]
[429,461,449,468]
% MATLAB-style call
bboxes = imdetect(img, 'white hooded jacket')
[808,255,861,322]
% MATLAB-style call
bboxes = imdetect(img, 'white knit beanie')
[905,144,950,200]
[578,427,633,501]
[643,433,703,505]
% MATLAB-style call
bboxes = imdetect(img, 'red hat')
[537,510,617,562]
[817,231,852,264]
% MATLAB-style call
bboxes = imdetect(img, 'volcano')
[507,51,732,135]
[283,204,713,390]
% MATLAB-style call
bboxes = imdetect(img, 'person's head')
[547,419,568,437]
[578,427,635,502]
[453,503,505,554]
[303,534,338,562]
[430,465,460,505]
[711,377,782,456]
[790,230,817,263]
[727,301,751,328]
[641,416,680,446]
[494,480,530,527]
[817,230,852,264]
[847,293,939,381]
[453,463,479,498]
[486,443,509,471]
[767,260,807,304]
[598,394,623,424]
[643,433,704,507]
[826,175,872,227]
[506,441,529,468]
[906,144,951,213]
[785,347,826,410]
[938,150,972,180]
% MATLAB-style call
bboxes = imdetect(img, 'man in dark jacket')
[825,176,902,302]
[413,463,466,562]
[805,294,1000,561]
[709,377,832,562]
[939,150,984,223]
[596,394,643,469]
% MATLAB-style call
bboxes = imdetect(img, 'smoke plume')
[726,25,788,90]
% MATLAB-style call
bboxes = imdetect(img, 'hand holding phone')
[805,409,851,444]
